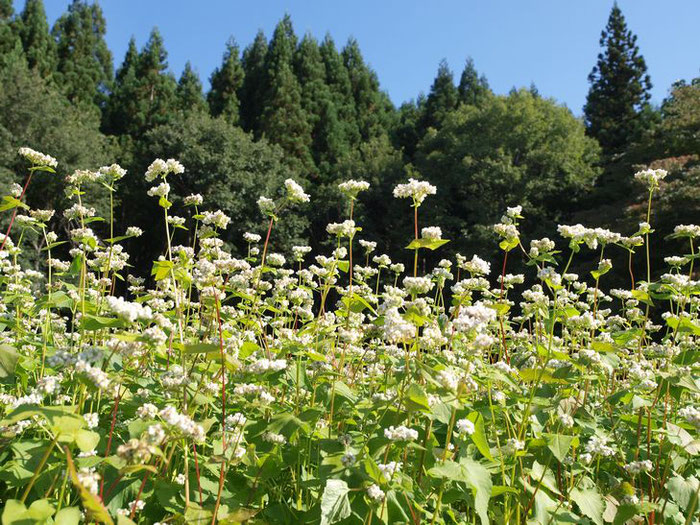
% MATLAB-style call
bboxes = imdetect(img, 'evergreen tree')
[176,61,206,114]
[457,58,491,106]
[259,16,313,173]
[16,0,55,77]
[207,37,244,124]
[422,59,458,130]
[319,34,360,150]
[239,30,268,133]
[584,3,652,154]
[342,38,394,141]
[103,37,138,135]
[52,0,113,109]
[0,0,20,58]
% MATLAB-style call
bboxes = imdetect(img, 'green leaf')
[75,430,100,452]
[0,196,29,212]
[666,475,700,512]
[65,448,114,525]
[319,479,351,525]
[428,459,492,524]
[468,412,494,461]
[666,317,700,336]
[54,508,81,525]
[570,487,604,525]
[0,344,18,378]
[543,433,577,463]
[1,405,80,429]
[406,238,450,251]
[151,260,173,281]
[1,499,55,525]
[405,383,430,413]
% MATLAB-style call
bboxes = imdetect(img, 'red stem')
[99,393,121,500]
[193,443,203,505]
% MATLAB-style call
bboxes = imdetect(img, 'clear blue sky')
[15,0,700,113]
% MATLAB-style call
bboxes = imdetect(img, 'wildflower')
[327,220,356,237]
[244,232,262,243]
[384,425,418,442]
[18,147,57,168]
[338,179,370,199]
[263,432,286,445]
[393,178,437,206]
[421,226,442,240]
[284,178,310,203]
[403,276,434,295]
[147,182,170,198]
[145,158,184,181]
[462,255,491,276]
[634,168,667,189]
[257,196,276,216]
[184,193,203,206]
[378,461,402,479]
[455,419,475,435]
[625,460,653,475]
[99,163,127,181]
[126,226,143,237]
[367,484,385,502]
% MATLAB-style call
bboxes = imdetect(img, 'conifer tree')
[422,59,458,130]
[0,0,20,58]
[457,58,491,106]
[16,0,55,77]
[584,3,652,154]
[52,0,112,109]
[342,38,393,141]
[207,37,244,124]
[176,61,206,114]
[239,30,268,133]
[320,34,360,150]
[259,16,313,172]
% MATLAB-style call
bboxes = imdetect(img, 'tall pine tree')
[584,3,652,154]
[239,30,268,133]
[259,16,313,173]
[176,61,206,114]
[52,0,113,110]
[0,0,20,59]
[422,59,458,130]
[16,0,55,77]
[208,37,244,124]
[457,58,491,106]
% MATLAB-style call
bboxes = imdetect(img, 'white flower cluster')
[18,147,57,168]
[145,158,185,182]
[367,484,385,502]
[284,178,310,203]
[454,303,496,333]
[159,406,206,442]
[106,296,153,323]
[247,358,287,374]
[634,168,668,188]
[393,178,437,206]
[384,425,418,442]
[679,406,700,428]
[378,461,401,479]
[461,255,490,276]
[338,179,370,198]
[326,220,356,237]
[455,418,475,435]
[624,460,653,475]
[421,226,442,240]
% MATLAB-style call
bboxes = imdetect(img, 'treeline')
[0,0,698,282]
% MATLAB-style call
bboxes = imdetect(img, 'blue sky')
[15,0,700,113]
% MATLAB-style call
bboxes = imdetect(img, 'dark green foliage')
[458,58,491,107]
[422,59,459,130]
[417,89,600,257]
[658,77,700,156]
[16,0,55,77]
[207,38,244,124]
[259,16,314,173]
[135,113,310,264]
[52,0,112,110]
[176,61,207,114]
[239,30,268,133]
[584,4,652,154]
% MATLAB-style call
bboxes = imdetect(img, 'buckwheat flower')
[493,222,519,242]
[9,183,23,197]
[18,147,57,168]
[145,424,166,445]
[175,473,186,485]
[504,438,525,455]
[66,169,98,186]
[147,182,170,198]
[625,460,653,475]
[393,178,437,206]
[455,418,475,435]
[506,205,523,218]
[359,240,377,254]
[257,196,276,216]
[99,163,126,181]
[244,232,262,243]
[373,254,391,267]
[284,178,310,203]
[83,412,99,429]
[390,263,405,274]
[126,226,143,237]
[263,431,286,445]
[292,245,312,261]
[201,210,231,229]
[597,259,612,274]
[436,369,459,391]
[403,276,434,295]
[463,255,490,276]
[673,224,700,239]
[30,209,54,222]
[341,453,356,467]
[137,403,159,419]
[558,413,574,428]
[584,435,615,457]
[679,406,700,428]
[225,412,247,431]
[145,158,184,181]
[634,168,667,189]
[421,226,442,240]
[266,253,285,267]
[76,468,100,495]
[367,484,385,502]
[378,461,402,479]
[184,193,203,206]
[327,220,356,237]
[384,425,418,442]
[338,179,370,199]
